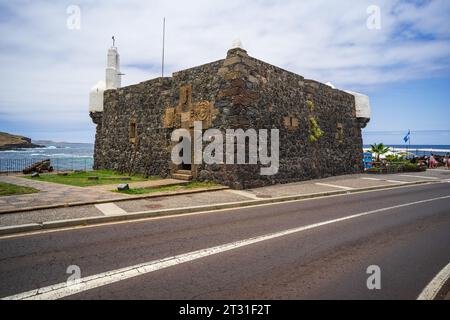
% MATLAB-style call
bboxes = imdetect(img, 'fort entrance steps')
[172,170,193,181]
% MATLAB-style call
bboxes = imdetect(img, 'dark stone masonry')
[90,47,366,189]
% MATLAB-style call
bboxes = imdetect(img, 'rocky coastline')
[0,132,44,151]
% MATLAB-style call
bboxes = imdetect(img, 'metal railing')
[0,158,94,174]
[364,147,450,158]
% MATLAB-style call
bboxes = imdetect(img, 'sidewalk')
[0,176,191,213]
[0,176,130,212]
[1,171,447,233]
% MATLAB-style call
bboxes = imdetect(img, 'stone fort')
[89,41,371,189]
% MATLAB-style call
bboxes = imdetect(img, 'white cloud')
[0,0,449,141]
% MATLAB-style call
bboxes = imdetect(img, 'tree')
[370,143,390,162]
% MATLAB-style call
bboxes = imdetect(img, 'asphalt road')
[0,182,449,300]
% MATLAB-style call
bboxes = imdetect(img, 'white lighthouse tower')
[89,39,122,113]
[106,46,121,89]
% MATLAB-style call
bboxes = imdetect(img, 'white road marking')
[94,203,127,216]
[385,180,405,184]
[226,189,259,200]
[417,262,450,300]
[4,194,450,300]
[362,177,405,184]
[315,183,354,190]
[399,175,439,180]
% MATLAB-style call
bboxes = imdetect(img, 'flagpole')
[409,129,411,158]
[162,17,166,77]
[404,130,411,159]
[405,129,410,155]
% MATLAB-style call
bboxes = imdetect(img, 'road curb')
[417,262,450,300]
[0,180,436,237]
[0,186,229,215]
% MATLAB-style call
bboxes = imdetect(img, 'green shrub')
[385,154,405,162]
[403,163,426,172]
[306,100,314,111]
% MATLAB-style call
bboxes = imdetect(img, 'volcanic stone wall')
[91,77,173,176]
[218,49,364,188]
[91,48,364,189]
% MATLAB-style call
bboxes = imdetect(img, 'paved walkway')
[114,171,450,213]
[0,176,132,212]
[0,176,187,212]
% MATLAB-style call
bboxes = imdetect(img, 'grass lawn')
[22,170,158,187]
[0,181,39,196]
[116,181,221,195]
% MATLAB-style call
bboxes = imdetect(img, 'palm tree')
[370,143,390,162]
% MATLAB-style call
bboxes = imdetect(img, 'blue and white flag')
[403,130,411,143]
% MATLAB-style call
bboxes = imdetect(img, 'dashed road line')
[361,177,381,181]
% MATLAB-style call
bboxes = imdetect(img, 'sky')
[0,0,449,144]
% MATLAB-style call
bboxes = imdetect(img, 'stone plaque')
[163,107,175,128]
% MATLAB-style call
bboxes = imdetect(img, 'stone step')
[172,173,193,181]
[176,170,192,175]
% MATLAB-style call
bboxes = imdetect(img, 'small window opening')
[129,121,137,144]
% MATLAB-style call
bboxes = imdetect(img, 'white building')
[89,46,122,113]
[345,90,372,128]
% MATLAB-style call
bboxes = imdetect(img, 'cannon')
[23,159,54,174]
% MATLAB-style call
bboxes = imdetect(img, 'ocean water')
[0,142,94,172]
[363,145,450,156]
[363,130,450,146]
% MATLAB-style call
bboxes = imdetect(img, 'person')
[424,156,429,168]
[430,154,438,169]
[445,153,450,170]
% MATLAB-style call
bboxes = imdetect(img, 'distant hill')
[33,140,94,147]
[0,132,44,151]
